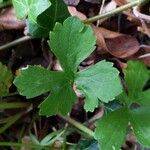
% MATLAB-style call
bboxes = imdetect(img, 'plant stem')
[0,102,30,109]
[83,0,147,23]
[58,114,94,138]
[0,36,33,51]
[0,0,12,9]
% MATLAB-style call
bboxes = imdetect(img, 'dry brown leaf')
[105,35,140,58]
[68,6,87,20]
[0,8,26,31]
[93,26,121,38]
[93,26,140,58]
[93,29,108,54]
[114,0,127,6]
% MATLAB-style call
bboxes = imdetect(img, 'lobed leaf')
[129,107,150,147]
[50,17,96,78]
[75,60,122,111]
[14,16,122,116]
[94,61,150,149]
[124,61,149,100]
[118,61,150,106]
[95,108,129,150]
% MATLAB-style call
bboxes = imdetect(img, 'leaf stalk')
[58,114,94,138]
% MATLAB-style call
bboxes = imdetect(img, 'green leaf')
[110,61,150,148]
[49,17,96,78]
[12,0,51,37]
[30,133,40,145]
[27,20,49,38]
[40,129,65,146]
[14,66,65,98]
[129,107,150,147]
[75,60,122,112]
[12,0,29,19]
[27,0,69,38]
[124,61,149,99]
[136,90,150,106]
[14,17,122,116]
[39,79,77,116]
[0,63,13,96]
[12,0,50,19]
[27,0,51,37]
[37,0,70,31]
[94,108,129,150]
[28,0,51,22]
[118,61,150,106]
[14,65,77,116]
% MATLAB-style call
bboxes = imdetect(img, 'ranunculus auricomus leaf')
[14,16,122,116]
[75,60,122,112]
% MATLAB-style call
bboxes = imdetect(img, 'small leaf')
[75,60,122,112]
[129,107,150,147]
[95,108,129,150]
[0,63,13,96]
[37,0,70,31]
[49,16,96,78]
